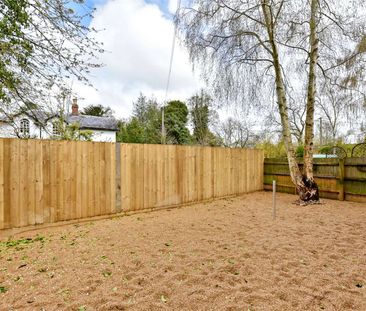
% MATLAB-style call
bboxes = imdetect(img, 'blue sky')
[88,0,171,14]
[145,0,171,14]
[76,0,173,26]
[73,0,201,118]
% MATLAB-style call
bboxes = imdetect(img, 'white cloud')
[74,0,203,119]
[168,0,178,14]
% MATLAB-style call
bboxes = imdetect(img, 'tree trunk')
[302,0,320,202]
[262,0,319,203]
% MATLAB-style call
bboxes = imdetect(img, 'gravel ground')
[0,191,365,311]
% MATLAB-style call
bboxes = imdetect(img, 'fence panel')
[0,139,116,229]
[264,157,366,203]
[0,139,263,230]
[119,144,264,212]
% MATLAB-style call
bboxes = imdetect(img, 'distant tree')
[215,118,258,148]
[132,94,162,144]
[117,118,145,143]
[117,93,161,144]
[265,100,306,145]
[189,90,219,145]
[255,140,287,158]
[118,95,194,145]
[317,79,366,145]
[81,104,113,117]
[164,100,191,145]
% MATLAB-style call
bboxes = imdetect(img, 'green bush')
[295,145,304,158]
[255,140,287,158]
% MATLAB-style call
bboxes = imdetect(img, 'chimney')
[71,98,79,116]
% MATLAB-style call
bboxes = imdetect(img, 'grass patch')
[0,235,45,249]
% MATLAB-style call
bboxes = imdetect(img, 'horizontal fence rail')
[264,158,366,203]
[0,139,264,230]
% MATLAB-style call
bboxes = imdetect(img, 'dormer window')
[20,118,30,136]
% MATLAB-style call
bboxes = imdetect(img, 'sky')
[74,0,204,119]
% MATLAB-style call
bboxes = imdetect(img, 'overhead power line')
[162,0,182,144]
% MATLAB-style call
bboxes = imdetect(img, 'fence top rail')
[264,157,366,165]
[119,142,263,151]
[0,138,264,152]
[0,137,115,146]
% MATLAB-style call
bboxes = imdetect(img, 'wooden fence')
[264,158,366,203]
[0,139,264,230]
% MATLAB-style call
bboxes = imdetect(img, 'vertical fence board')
[86,142,94,217]
[136,144,145,210]
[0,140,4,230]
[156,144,164,207]
[169,145,178,205]
[115,143,121,213]
[10,140,20,227]
[104,143,112,214]
[57,141,63,221]
[3,140,11,229]
[109,143,116,214]
[63,141,71,220]
[177,146,184,204]
[42,141,51,224]
[121,144,131,212]
[49,141,58,223]
[80,142,88,219]
[19,140,29,226]
[141,144,148,210]
[130,144,137,211]
[26,140,35,226]
[70,142,77,221]
[94,142,101,216]
[35,140,44,224]
[75,142,83,220]
[99,143,106,216]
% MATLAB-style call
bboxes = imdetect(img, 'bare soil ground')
[0,192,365,311]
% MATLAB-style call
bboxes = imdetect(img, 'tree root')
[292,199,324,206]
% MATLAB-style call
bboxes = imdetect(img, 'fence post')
[115,143,122,212]
[337,158,345,201]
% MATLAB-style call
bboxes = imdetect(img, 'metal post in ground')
[273,180,276,220]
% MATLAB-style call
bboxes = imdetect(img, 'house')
[0,109,55,139]
[0,99,118,142]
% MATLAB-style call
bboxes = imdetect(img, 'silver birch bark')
[304,0,319,180]
[261,0,304,189]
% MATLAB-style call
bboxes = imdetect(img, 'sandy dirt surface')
[0,191,365,311]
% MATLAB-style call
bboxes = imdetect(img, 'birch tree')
[178,0,366,203]
[0,0,102,119]
[215,117,258,148]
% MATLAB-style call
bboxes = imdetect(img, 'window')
[52,122,60,136]
[20,119,30,136]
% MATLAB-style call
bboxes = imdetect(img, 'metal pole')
[272,180,276,220]
[161,107,166,144]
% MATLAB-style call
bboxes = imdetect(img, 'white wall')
[91,130,116,142]
[0,122,16,138]
[0,116,117,142]
[0,116,44,139]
